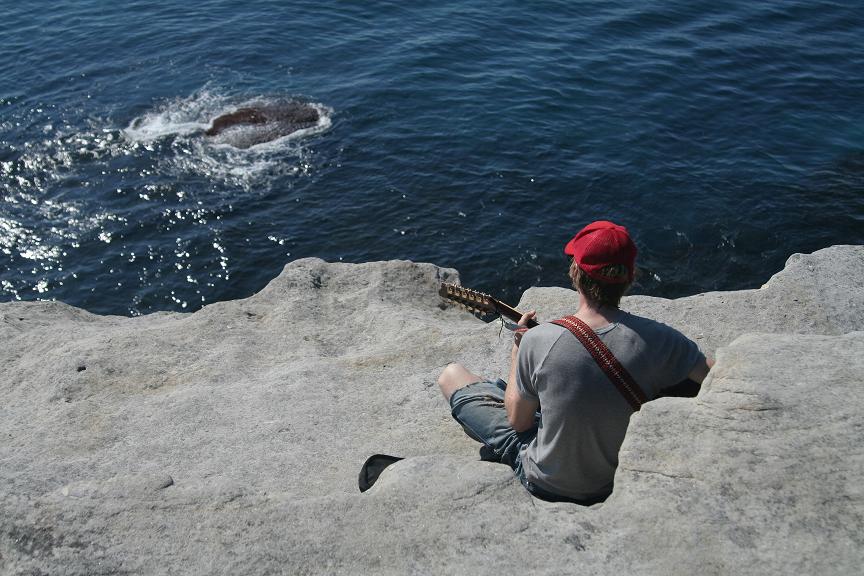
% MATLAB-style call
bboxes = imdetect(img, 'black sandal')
[358,454,404,492]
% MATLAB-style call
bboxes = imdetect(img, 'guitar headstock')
[438,282,499,319]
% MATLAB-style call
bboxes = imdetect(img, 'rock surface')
[1,245,863,575]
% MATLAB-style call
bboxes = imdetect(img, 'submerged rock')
[1,246,862,575]
[204,101,322,148]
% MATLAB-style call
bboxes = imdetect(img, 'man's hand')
[513,310,537,346]
[517,310,537,327]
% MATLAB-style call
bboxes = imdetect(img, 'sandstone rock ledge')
[1,246,863,576]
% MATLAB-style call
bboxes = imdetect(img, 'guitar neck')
[438,282,539,328]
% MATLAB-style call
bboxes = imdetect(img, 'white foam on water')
[124,91,332,148]
[123,90,333,190]
[123,89,227,142]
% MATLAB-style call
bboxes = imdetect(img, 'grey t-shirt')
[515,311,704,500]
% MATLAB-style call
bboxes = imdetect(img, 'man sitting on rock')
[437,221,712,503]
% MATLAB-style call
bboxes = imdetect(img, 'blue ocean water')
[2,1,863,315]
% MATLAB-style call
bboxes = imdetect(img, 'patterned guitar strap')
[550,315,648,411]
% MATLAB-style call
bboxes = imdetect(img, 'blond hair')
[569,260,632,308]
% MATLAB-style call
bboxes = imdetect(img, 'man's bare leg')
[437,363,484,402]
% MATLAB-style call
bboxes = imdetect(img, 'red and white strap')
[551,315,647,411]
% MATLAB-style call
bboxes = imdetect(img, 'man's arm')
[505,311,540,432]
[658,357,715,399]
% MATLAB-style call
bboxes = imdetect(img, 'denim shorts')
[449,379,537,473]
[449,379,598,505]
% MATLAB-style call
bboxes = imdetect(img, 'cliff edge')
[1,245,862,575]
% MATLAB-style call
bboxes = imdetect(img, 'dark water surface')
[2,1,863,314]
